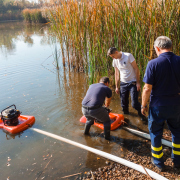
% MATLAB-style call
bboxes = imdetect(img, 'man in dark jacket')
[82,77,112,140]
[141,36,180,171]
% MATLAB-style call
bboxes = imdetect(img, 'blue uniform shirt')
[143,52,180,107]
[82,83,112,107]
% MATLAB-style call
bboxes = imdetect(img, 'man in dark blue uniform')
[141,36,180,171]
[82,77,112,140]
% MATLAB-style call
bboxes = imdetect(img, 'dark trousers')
[120,82,141,113]
[82,107,111,136]
[148,106,180,167]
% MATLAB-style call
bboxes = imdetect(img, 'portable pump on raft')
[0,104,35,134]
[1,104,21,126]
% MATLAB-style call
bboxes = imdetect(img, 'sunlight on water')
[0,22,147,180]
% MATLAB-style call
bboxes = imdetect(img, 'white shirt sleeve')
[129,53,135,63]
[112,59,116,68]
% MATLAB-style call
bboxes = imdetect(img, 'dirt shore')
[81,129,180,180]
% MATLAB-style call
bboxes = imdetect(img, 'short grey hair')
[154,36,172,49]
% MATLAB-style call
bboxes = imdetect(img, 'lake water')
[0,22,148,180]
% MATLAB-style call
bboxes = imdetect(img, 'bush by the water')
[23,9,47,23]
[47,0,180,84]
[0,0,41,21]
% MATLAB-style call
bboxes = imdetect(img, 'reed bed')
[23,9,47,23]
[46,0,180,85]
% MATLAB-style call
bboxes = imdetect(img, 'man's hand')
[136,82,141,92]
[105,97,112,107]
[141,107,148,116]
[141,83,152,116]
[115,87,120,94]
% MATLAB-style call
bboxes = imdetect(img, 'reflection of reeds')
[46,0,180,84]
[22,9,47,23]
[53,37,60,70]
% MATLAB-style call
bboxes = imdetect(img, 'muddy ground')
[80,129,180,180]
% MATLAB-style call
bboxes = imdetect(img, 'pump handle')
[1,104,16,116]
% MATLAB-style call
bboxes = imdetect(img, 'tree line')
[0,0,41,21]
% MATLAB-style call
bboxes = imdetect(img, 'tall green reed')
[46,0,180,85]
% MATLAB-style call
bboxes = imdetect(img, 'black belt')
[120,81,136,85]
[82,105,101,110]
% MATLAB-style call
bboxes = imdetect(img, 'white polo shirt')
[112,52,136,83]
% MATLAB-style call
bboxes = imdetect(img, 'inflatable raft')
[0,115,35,134]
[80,113,124,130]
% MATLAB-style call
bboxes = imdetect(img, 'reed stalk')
[46,0,180,85]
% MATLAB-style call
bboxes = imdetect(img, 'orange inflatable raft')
[0,115,35,134]
[80,113,124,131]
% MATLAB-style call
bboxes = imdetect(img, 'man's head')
[99,76,110,87]
[107,47,121,59]
[154,36,172,56]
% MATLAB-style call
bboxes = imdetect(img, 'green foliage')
[22,9,47,23]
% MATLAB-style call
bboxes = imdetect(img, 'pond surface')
[0,22,148,180]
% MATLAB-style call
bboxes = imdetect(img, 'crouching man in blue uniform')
[82,77,112,140]
[142,36,180,171]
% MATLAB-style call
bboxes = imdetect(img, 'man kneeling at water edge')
[82,77,112,140]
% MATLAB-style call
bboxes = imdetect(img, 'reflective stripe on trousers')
[148,106,180,167]
[172,142,180,155]
[151,145,163,159]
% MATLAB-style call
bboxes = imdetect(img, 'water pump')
[1,105,21,126]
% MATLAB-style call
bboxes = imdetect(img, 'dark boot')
[84,124,91,135]
[123,110,129,114]
[151,158,165,172]
[122,107,129,114]
[104,121,111,140]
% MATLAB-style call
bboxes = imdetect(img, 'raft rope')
[31,128,168,180]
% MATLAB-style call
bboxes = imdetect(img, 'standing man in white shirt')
[107,47,146,121]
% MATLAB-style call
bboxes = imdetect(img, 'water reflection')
[0,22,52,54]
[5,132,23,140]
[0,21,150,180]
[84,136,113,170]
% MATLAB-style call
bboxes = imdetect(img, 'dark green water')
[0,22,148,180]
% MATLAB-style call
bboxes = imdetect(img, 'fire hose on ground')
[31,128,168,180]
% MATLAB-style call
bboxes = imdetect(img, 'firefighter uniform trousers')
[148,106,180,168]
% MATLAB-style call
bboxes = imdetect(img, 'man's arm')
[141,83,152,115]
[131,61,140,91]
[115,67,120,94]
[105,97,112,107]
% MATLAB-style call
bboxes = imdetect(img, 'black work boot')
[84,124,91,135]
[151,158,165,172]
[122,108,129,115]
[104,122,111,140]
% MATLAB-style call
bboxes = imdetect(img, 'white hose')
[123,127,172,148]
[31,128,168,180]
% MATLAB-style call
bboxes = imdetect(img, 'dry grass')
[46,0,180,84]
[22,9,47,23]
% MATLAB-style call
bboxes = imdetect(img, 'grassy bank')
[22,9,47,23]
[47,0,180,85]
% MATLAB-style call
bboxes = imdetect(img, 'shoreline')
[82,129,179,180]
[0,20,23,23]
